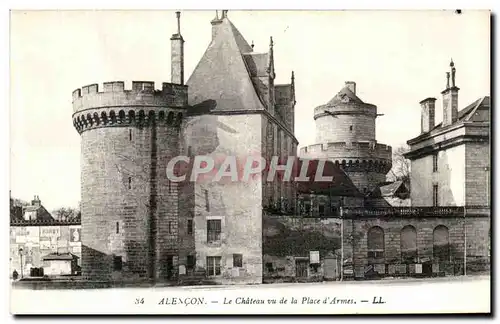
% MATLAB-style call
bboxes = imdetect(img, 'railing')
[267,205,490,219]
[342,206,465,218]
[10,219,81,226]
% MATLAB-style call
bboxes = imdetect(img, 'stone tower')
[72,13,190,282]
[300,82,392,194]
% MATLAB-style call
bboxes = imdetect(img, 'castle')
[72,11,296,283]
[70,12,489,285]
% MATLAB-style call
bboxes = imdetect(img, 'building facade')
[181,10,297,284]
[404,61,490,208]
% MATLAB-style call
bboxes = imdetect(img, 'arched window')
[433,225,450,262]
[401,225,417,263]
[367,226,385,260]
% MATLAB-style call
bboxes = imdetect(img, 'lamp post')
[18,248,24,279]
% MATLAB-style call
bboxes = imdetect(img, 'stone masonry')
[72,81,189,281]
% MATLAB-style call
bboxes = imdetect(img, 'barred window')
[401,225,418,263]
[206,256,221,276]
[207,220,221,243]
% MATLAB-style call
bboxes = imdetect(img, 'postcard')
[9,9,491,315]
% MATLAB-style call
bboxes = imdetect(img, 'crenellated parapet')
[72,81,188,134]
[300,141,392,173]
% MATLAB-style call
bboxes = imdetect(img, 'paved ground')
[176,274,491,290]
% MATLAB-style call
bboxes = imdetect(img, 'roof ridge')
[463,96,486,122]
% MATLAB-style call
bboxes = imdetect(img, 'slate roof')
[42,253,78,261]
[368,180,409,198]
[243,53,269,77]
[295,159,363,197]
[187,17,266,112]
[326,86,365,106]
[431,96,490,131]
[379,180,406,197]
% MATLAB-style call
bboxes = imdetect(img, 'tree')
[52,206,81,222]
[387,145,411,187]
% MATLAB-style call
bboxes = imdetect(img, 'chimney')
[419,97,436,133]
[31,195,41,207]
[170,11,184,85]
[345,81,356,95]
[211,10,223,40]
[441,59,459,126]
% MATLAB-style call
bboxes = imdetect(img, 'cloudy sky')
[10,10,490,210]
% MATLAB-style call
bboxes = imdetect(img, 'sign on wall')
[309,251,320,264]
[40,227,60,239]
[70,228,81,242]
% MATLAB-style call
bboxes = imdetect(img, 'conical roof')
[186,17,265,111]
[326,86,364,106]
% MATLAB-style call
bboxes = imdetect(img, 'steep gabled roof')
[327,86,364,106]
[187,18,265,112]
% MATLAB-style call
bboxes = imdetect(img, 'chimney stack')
[419,97,436,133]
[441,59,459,126]
[345,81,356,95]
[211,10,223,40]
[170,11,185,85]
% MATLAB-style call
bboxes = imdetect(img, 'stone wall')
[410,145,466,206]
[348,214,490,278]
[79,116,182,281]
[465,142,490,206]
[181,113,264,285]
[263,215,342,282]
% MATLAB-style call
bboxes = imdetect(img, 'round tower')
[300,82,392,194]
[72,81,188,281]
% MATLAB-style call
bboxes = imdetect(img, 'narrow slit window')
[128,177,132,189]
[129,129,132,141]
[433,153,438,172]
[433,184,439,207]
[116,221,120,234]
[349,125,353,131]
[204,189,210,212]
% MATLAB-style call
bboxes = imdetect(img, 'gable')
[187,19,265,112]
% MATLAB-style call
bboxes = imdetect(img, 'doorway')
[295,259,308,278]
[166,255,174,280]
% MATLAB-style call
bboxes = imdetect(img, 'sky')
[9,10,490,211]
